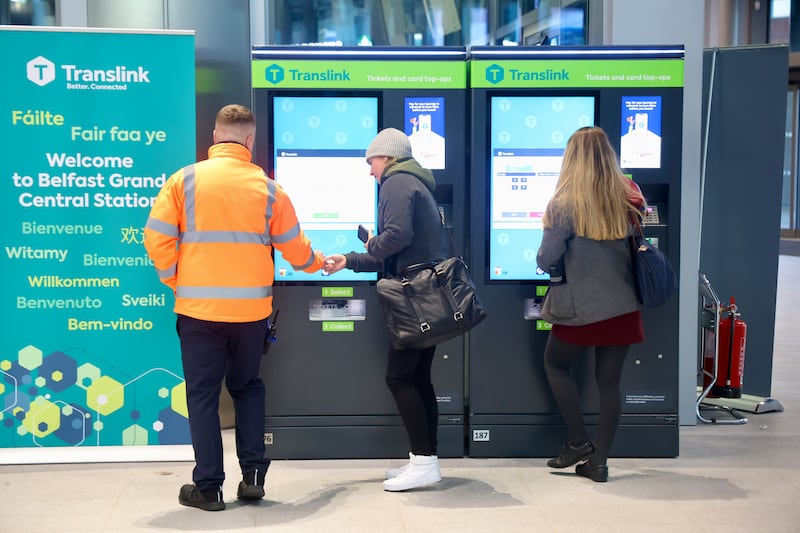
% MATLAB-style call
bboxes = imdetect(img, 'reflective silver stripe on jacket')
[181,231,269,245]
[265,178,276,218]
[177,286,273,299]
[145,217,179,238]
[272,224,300,244]
[266,178,310,270]
[155,264,176,280]
[145,218,178,282]
[145,217,179,281]
[294,249,317,270]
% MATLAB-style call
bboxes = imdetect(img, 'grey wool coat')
[536,208,641,326]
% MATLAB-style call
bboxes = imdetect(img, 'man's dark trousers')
[177,315,270,491]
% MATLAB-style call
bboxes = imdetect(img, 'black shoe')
[547,441,595,468]
[576,461,609,482]
[237,467,267,500]
[178,484,225,511]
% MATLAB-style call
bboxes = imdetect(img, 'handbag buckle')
[453,311,464,321]
[419,322,431,333]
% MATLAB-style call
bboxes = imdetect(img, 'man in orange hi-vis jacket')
[144,104,325,512]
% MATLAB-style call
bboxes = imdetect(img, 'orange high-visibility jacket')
[144,142,324,322]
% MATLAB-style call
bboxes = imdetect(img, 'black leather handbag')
[376,256,486,349]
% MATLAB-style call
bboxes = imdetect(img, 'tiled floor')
[2,256,799,533]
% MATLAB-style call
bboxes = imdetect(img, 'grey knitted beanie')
[365,128,412,162]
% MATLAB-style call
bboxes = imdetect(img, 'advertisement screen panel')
[620,95,663,169]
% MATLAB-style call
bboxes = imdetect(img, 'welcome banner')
[0,27,195,462]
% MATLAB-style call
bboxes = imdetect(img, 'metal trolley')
[697,272,748,424]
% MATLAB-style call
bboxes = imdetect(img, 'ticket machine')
[251,47,469,458]
[466,46,684,458]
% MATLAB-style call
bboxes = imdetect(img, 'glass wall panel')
[269,0,490,46]
[87,0,163,29]
[498,0,537,27]
[494,0,586,46]
[782,87,798,234]
[0,0,55,25]
[770,0,790,44]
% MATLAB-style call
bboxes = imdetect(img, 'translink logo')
[486,64,504,84]
[27,56,56,86]
[265,64,285,84]
[264,63,352,84]
[26,56,152,88]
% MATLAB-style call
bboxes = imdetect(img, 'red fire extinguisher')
[703,297,747,398]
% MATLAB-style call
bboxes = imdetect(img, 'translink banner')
[0,27,195,460]
[252,60,467,89]
[470,59,684,88]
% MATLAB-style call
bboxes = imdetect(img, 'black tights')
[543,334,629,466]
[385,344,438,456]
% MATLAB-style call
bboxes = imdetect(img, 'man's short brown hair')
[216,104,255,127]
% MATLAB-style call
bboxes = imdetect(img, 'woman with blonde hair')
[537,126,646,482]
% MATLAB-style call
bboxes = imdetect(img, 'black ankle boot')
[576,461,609,482]
[178,484,225,511]
[237,466,267,500]
[547,441,595,468]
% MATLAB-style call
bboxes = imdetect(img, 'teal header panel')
[0,28,195,455]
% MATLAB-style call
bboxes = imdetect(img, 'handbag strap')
[632,215,646,238]
[399,277,433,333]
[439,210,464,260]
[433,261,464,322]
[629,211,647,250]
[399,261,464,333]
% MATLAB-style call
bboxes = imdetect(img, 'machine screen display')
[488,95,595,282]
[272,95,378,282]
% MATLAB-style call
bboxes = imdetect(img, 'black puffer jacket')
[345,157,448,276]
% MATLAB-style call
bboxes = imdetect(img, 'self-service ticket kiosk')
[251,47,469,458]
[466,46,683,458]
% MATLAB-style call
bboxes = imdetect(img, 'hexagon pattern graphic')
[18,345,43,371]
[22,397,61,438]
[76,363,101,390]
[170,381,188,418]
[39,351,77,393]
[122,424,148,446]
[156,406,190,445]
[53,402,92,445]
[1,343,189,448]
[86,375,125,416]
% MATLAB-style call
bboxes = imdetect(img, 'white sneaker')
[385,452,415,480]
[383,454,441,491]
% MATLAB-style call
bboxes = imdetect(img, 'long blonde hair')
[543,126,643,240]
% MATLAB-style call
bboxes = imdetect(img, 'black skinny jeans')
[385,344,438,457]
[543,334,630,466]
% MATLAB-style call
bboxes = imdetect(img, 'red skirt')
[552,310,644,346]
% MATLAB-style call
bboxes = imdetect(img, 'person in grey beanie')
[324,127,448,492]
